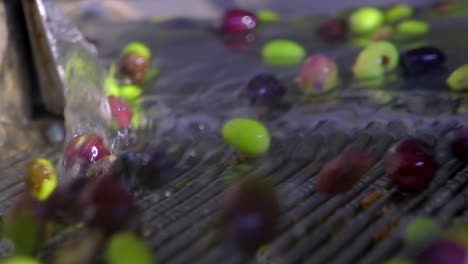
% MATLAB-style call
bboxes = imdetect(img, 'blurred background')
[53,0,442,21]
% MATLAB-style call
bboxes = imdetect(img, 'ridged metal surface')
[133,120,467,264]
[21,120,468,263]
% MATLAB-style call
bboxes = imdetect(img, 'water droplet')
[46,122,65,144]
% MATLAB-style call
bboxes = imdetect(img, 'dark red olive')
[62,134,110,170]
[46,176,94,223]
[448,127,468,163]
[218,177,280,251]
[220,9,258,35]
[385,138,438,192]
[108,96,133,129]
[414,240,467,264]
[317,149,374,195]
[79,176,140,234]
[317,18,348,41]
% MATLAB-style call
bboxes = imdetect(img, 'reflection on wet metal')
[0,1,46,163]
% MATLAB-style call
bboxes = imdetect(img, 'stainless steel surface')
[0,1,60,215]
[22,0,66,115]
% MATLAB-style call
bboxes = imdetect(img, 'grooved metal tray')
[2,0,468,263]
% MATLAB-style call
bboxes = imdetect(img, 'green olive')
[119,84,143,101]
[122,42,152,60]
[385,4,413,23]
[1,256,41,264]
[382,257,414,264]
[404,216,440,247]
[106,232,155,264]
[25,158,57,201]
[349,7,384,34]
[105,75,121,97]
[396,20,430,36]
[353,41,399,79]
[257,10,280,22]
[447,64,468,91]
[222,118,271,157]
[262,40,306,66]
